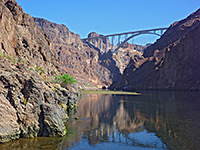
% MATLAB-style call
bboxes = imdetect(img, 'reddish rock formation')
[34,18,114,87]
[87,32,144,75]
[116,8,200,91]
[0,0,80,143]
[33,20,144,88]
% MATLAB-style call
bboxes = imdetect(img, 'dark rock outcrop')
[0,0,80,143]
[116,8,200,91]
[0,95,20,143]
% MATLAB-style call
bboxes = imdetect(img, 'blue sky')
[17,0,199,45]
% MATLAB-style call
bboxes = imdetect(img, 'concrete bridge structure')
[82,28,168,53]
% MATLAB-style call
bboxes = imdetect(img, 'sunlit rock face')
[34,18,114,87]
[34,19,144,87]
[0,0,80,143]
[88,32,144,75]
[115,8,200,91]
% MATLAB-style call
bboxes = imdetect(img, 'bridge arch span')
[81,28,168,53]
[114,31,161,53]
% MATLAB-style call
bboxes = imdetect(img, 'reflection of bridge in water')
[82,28,167,53]
[80,99,166,149]
[85,121,166,149]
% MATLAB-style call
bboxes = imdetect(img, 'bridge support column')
[118,35,121,45]
[94,39,97,47]
[106,38,108,53]
[125,34,128,40]
[100,38,103,52]
[161,29,163,35]
[112,36,115,52]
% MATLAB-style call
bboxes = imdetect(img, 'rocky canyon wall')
[114,8,200,91]
[33,19,144,88]
[0,0,80,143]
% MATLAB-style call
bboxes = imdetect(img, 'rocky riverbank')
[0,62,81,143]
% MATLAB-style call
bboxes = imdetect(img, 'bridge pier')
[106,38,109,53]
[161,29,163,35]
[132,38,134,45]
[100,38,103,52]
[94,39,97,47]
[125,34,128,41]
[112,36,115,52]
[118,35,121,45]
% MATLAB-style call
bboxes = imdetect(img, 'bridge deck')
[82,27,168,40]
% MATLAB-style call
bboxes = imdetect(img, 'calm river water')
[1,91,200,150]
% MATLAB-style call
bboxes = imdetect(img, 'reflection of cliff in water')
[141,92,200,150]
[2,92,199,149]
[78,94,145,130]
[77,94,146,134]
[76,94,164,148]
[76,92,200,149]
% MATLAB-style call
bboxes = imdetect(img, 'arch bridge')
[81,28,168,53]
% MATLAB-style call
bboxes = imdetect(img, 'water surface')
[1,91,200,150]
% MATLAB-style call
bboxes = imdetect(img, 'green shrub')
[4,55,12,61]
[22,97,27,105]
[55,74,77,84]
[51,70,56,75]
[35,66,39,71]
[0,50,15,64]
[35,66,46,74]
[29,68,34,71]
[4,54,15,64]
[18,57,23,63]
[0,50,3,56]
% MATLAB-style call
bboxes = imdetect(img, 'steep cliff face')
[87,32,144,75]
[0,0,59,73]
[0,0,80,143]
[33,19,144,87]
[34,18,114,87]
[144,9,200,58]
[117,9,200,91]
[112,43,144,74]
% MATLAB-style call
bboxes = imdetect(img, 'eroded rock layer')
[115,9,200,91]
[33,19,144,88]
[0,0,80,143]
